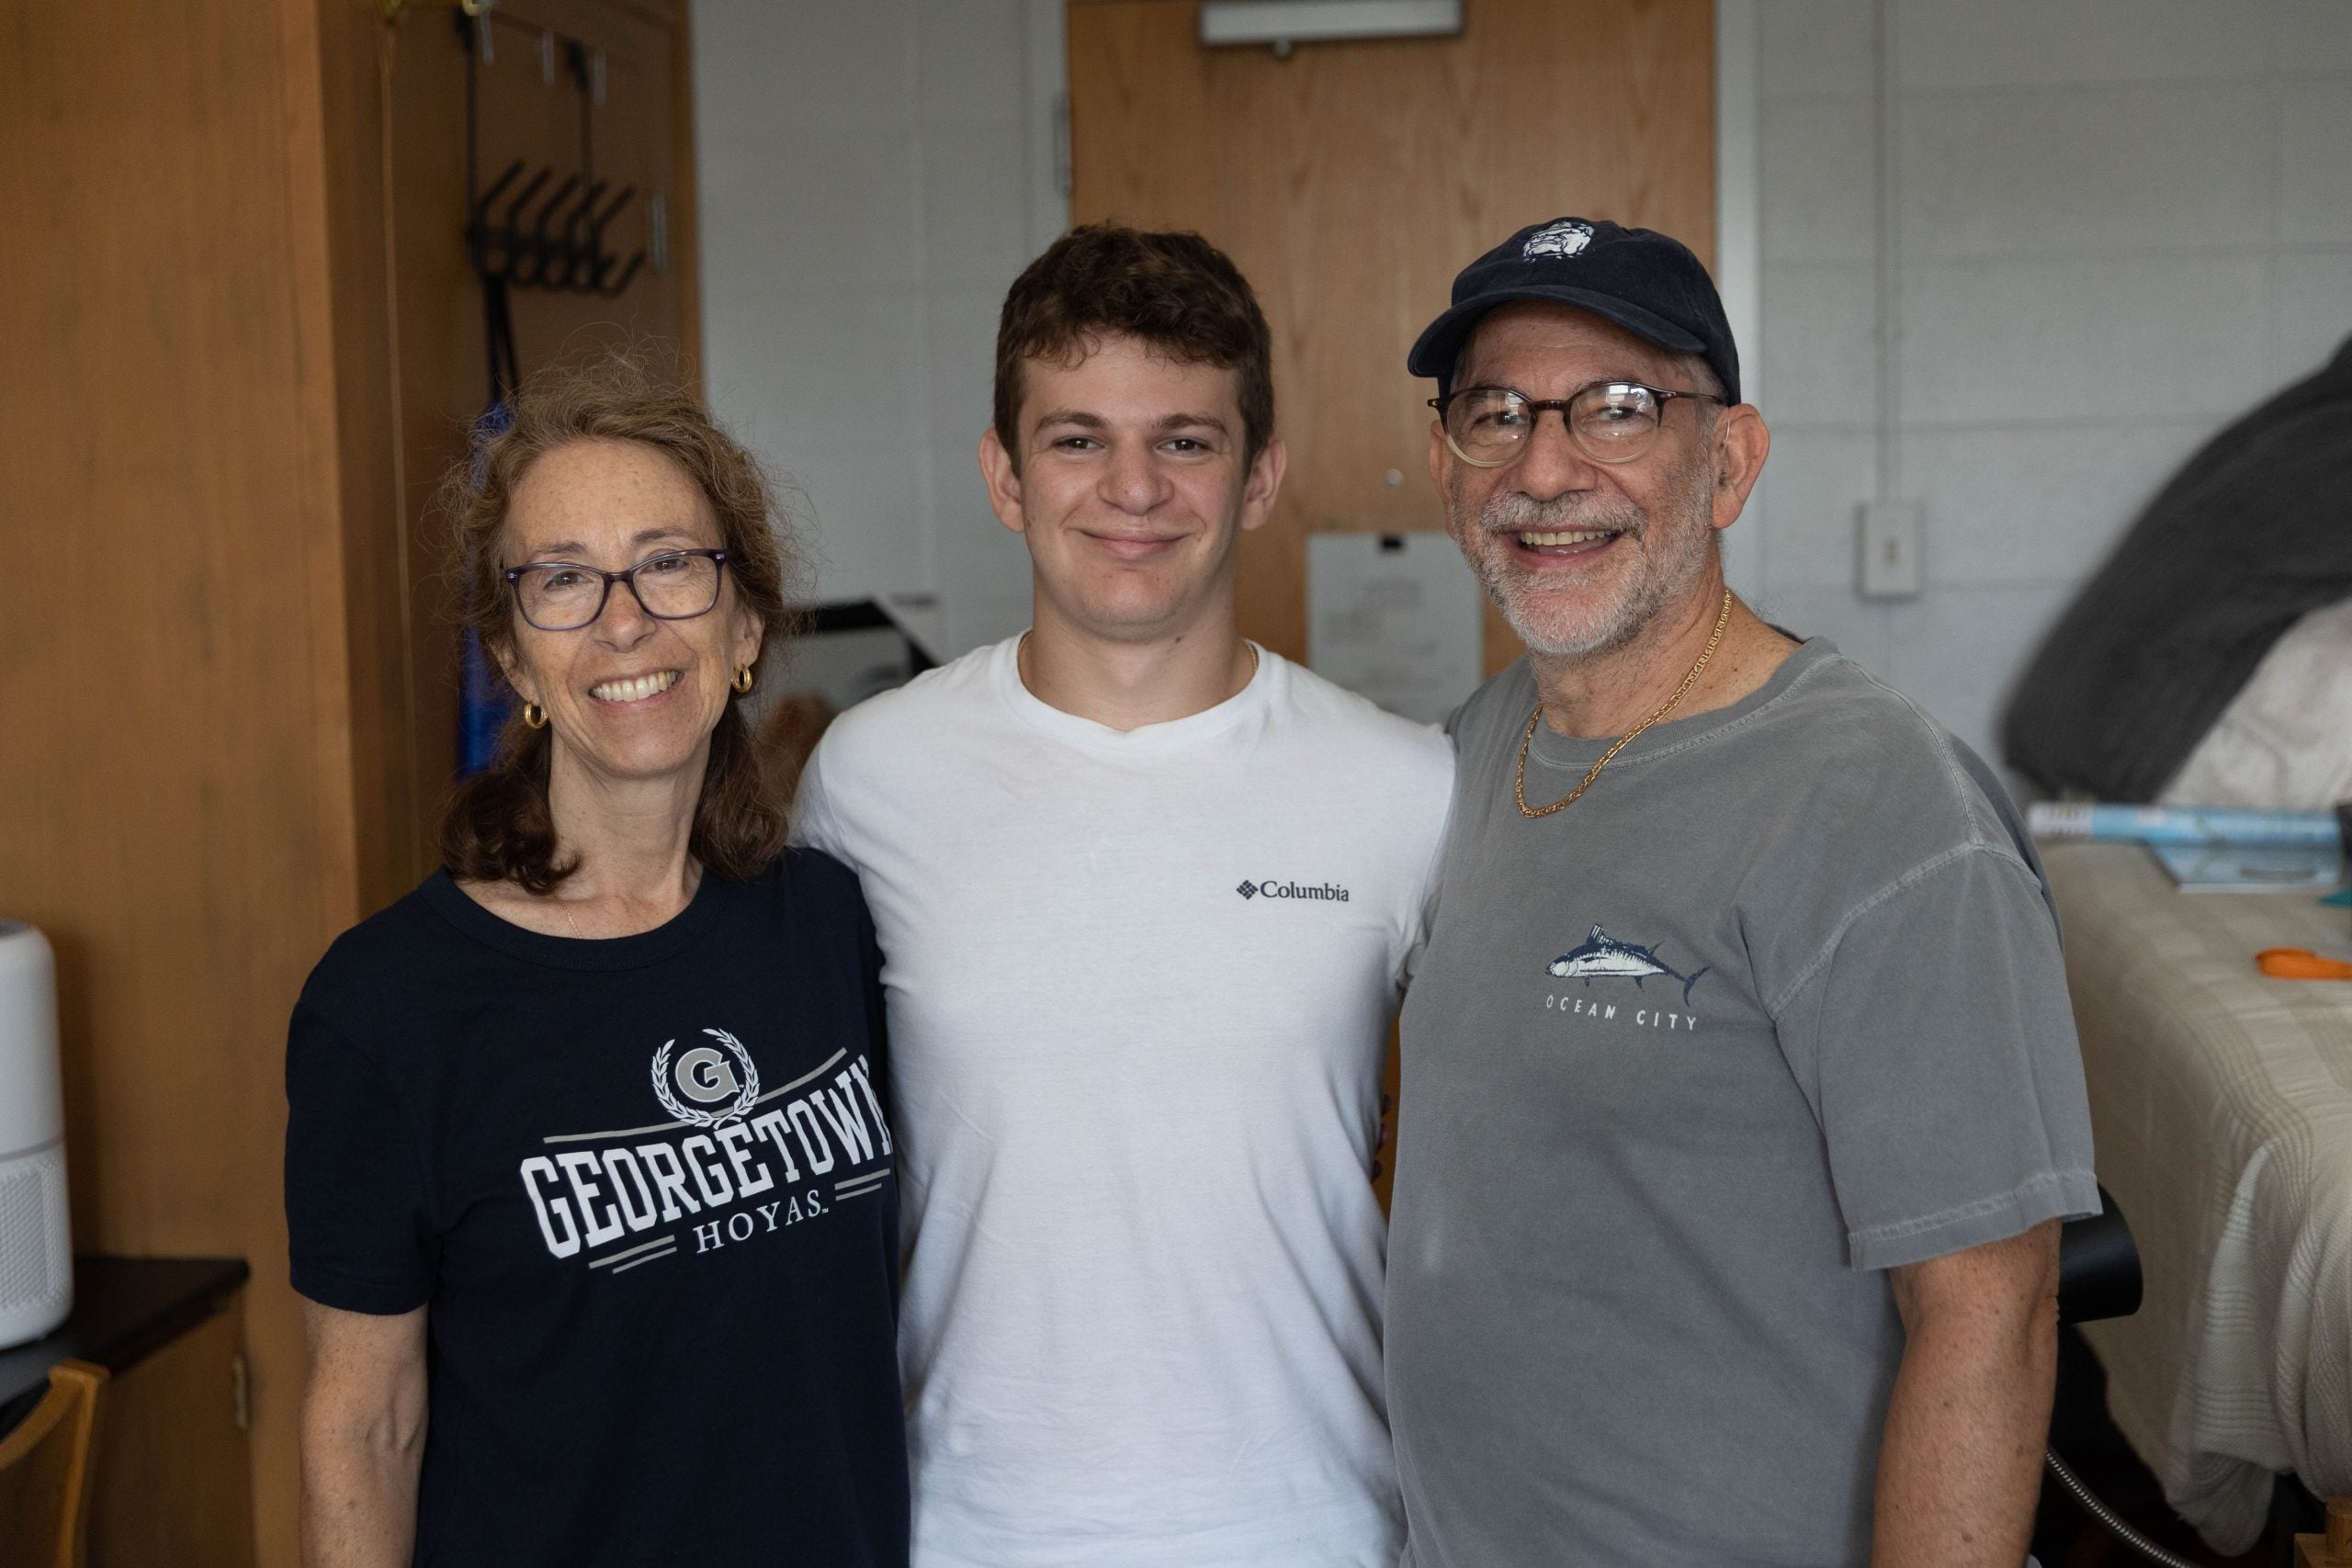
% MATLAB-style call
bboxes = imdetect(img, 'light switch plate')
[1858,501,1922,600]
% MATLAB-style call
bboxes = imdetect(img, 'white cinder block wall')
[1745,0,2352,762]
[695,1,2352,759]
[693,0,1064,658]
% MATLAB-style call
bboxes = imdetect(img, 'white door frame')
[1714,0,1764,589]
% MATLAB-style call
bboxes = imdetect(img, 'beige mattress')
[2046,842,2352,1551]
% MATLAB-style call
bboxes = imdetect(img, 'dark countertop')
[0,1255,249,1438]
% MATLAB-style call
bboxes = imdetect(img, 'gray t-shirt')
[1387,638,2098,1568]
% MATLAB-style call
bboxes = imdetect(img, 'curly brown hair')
[992,224,1275,467]
[437,353,803,894]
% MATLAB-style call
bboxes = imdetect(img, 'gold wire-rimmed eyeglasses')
[1430,380,1723,468]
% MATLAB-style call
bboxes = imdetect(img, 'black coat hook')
[461,20,646,301]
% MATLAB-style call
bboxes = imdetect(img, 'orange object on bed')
[2258,947,2352,980]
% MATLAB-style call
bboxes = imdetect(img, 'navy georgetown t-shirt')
[285,851,909,1568]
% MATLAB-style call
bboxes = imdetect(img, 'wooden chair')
[0,1359,107,1568]
[2300,1496,2352,1567]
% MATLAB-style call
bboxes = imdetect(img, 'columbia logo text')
[1236,877,1351,903]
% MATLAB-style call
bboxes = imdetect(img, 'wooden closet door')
[1068,0,1716,678]
[380,0,699,887]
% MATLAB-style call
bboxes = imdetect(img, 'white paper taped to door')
[1306,531,1483,725]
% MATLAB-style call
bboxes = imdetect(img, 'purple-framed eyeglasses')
[503,548,730,632]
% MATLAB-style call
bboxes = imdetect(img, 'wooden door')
[1068,0,1716,677]
[0,6,694,1558]
[379,0,699,887]
[1068,0,1715,1209]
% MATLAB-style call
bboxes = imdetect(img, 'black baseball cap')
[1408,218,1741,405]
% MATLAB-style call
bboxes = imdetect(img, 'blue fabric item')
[457,629,509,775]
[457,402,515,775]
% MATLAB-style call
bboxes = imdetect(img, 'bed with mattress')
[2045,840,2352,1551]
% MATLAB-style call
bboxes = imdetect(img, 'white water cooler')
[0,921,71,1348]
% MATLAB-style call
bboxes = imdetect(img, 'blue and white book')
[2148,841,2347,893]
[2028,802,2344,848]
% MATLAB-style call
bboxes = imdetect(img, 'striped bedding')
[2046,842,2352,1551]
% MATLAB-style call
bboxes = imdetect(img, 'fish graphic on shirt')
[1547,925,1710,1007]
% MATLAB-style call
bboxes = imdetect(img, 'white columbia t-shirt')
[794,637,1453,1568]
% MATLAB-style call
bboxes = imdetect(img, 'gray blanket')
[2003,335,2352,801]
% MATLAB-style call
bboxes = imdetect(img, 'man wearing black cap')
[1384,218,2098,1566]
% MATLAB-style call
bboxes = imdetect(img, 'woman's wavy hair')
[437,352,803,894]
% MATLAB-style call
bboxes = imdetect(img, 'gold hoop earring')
[731,666,754,694]
[521,702,548,730]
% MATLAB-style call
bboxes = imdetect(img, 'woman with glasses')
[285,359,908,1567]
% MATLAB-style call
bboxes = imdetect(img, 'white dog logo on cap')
[1522,220,1595,261]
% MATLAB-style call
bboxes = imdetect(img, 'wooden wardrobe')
[0,1,698,1560]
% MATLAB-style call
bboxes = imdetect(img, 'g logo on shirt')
[651,1028,763,1126]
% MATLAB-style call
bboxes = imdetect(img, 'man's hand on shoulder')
[1872,1218,2062,1567]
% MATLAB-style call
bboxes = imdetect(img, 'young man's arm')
[1870,1218,2062,1567]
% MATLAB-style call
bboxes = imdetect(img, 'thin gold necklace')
[1514,587,1734,818]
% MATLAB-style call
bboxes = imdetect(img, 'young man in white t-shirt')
[792,225,1453,1566]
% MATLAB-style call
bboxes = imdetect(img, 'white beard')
[1456,468,1716,660]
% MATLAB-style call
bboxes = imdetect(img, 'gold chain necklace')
[1514,587,1734,818]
